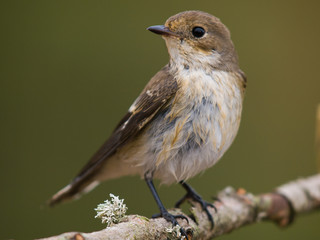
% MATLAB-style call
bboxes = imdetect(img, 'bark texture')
[39,174,320,240]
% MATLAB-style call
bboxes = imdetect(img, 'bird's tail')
[48,177,99,207]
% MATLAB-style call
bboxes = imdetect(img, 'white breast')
[141,69,243,184]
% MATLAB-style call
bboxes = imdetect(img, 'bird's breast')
[143,69,244,184]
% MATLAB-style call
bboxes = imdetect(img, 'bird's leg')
[175,181,216,229]
[144,174,189,239]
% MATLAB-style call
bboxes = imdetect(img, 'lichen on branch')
[39,174,320,240]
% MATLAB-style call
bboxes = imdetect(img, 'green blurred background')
[1,0,320,239]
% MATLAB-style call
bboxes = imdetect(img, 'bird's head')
[148,11,239,72]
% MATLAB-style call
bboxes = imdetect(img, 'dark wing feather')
[49,65,178,206]
[77,64,177,177]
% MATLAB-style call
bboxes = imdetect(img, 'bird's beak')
[147,25,179,37]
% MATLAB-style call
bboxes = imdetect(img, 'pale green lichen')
[165,225,186,240]
[136,215,150,222]
[94,193,128,226]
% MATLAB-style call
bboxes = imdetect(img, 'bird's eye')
[192,27,205,38]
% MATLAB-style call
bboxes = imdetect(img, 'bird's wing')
[49,65,177,206]
[77,65,177,177]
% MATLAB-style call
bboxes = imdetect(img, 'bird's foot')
[152,210,190,239]
[175,187,216,229]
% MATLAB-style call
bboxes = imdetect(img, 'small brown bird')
[50,10,246,236]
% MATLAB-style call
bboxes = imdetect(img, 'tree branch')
[39,174,320,240]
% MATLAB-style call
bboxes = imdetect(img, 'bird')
[49,10,246,237]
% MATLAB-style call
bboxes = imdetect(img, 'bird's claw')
[175,190,216,229]
[152,210,190,239]
[201,201,215,229]
[206,201,217,213]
